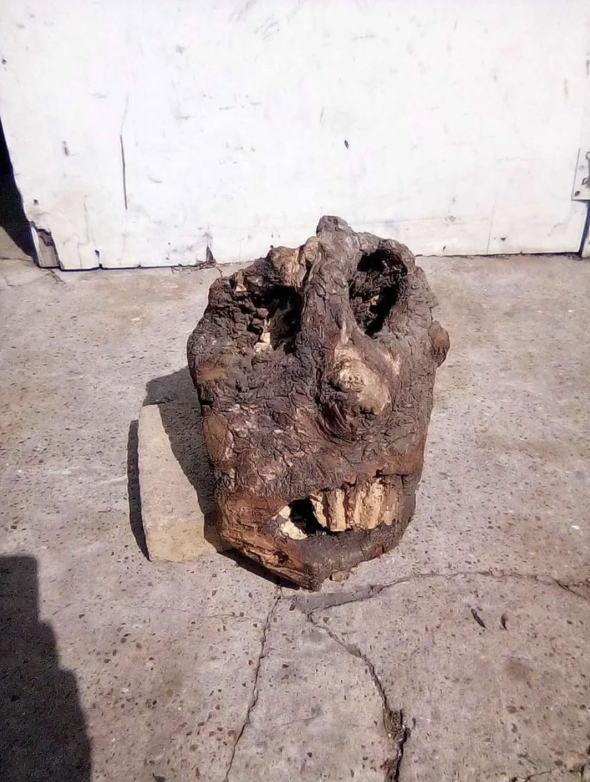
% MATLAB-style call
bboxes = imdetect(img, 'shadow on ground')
[0,556,91,782]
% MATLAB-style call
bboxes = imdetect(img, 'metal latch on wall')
[572,148,590,201]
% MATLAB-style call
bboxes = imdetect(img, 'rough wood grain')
[187,217,449,589]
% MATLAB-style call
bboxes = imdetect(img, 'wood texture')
[187,217,449,589]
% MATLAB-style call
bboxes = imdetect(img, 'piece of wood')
[187,216,449,589]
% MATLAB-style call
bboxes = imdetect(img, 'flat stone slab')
[138,401,227,560]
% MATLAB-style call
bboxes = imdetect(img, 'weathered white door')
[0,0,589,268]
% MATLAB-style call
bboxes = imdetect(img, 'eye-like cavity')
[250,285,303,354]
[349,249,407,336]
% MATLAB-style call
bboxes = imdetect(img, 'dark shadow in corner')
[128,366,291,587]
[0,556,92,782]
[0,117,37,260]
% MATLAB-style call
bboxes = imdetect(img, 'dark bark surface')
[187,217,449,589]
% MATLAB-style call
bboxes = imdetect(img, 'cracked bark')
[222,589,281,782]
[304,608,408,782]
[188,216,449,588]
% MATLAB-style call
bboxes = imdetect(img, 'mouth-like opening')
[288,498,330,536]
[276,474,402,541]
[349,249,407,337]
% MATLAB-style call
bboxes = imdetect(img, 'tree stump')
[187,217,449,589]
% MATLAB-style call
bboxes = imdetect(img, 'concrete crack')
[0,271,53,288]
[291,571,589,782]
[521,770,553,781]
[508,766,585,782]
[291,569,590,615]
[553,578,590,601]
[506,771,552,782]
[222,588,281,782]
[306,610,408,782]
[49,269,66,285]
[292,571,589,781]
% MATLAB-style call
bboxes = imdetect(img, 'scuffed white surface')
[0,0,589,268]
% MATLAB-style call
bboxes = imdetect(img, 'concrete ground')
[1,236,589,781]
